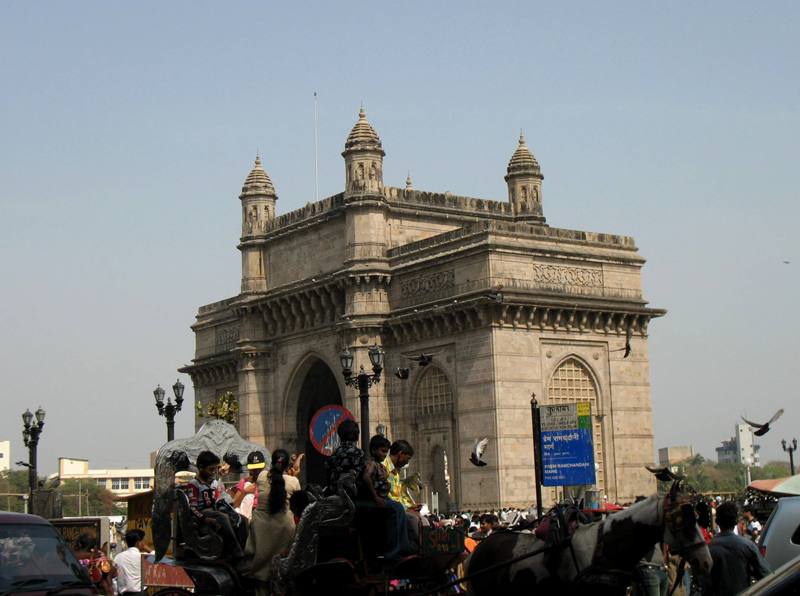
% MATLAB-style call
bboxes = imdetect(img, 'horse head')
[660,478,713,576]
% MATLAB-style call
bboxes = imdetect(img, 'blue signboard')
[309,405,355,456]
[539,402,596,486]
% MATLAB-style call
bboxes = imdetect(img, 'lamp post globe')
[339,347,354,378]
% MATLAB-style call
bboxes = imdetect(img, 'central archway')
[295,359,343,486]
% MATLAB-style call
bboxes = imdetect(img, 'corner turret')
[239,154,276,293]
[505,133,545,223]
[342,107,385,198]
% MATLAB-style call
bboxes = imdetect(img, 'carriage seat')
[533,504,587,545]
[174,486,224,561]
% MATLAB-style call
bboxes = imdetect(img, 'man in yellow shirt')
[383,440,422,546]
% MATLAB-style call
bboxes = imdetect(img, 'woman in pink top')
[231,451,266,520]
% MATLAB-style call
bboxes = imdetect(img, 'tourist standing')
[242,449,301,595]
[114,530,146,596]
[704,502,770,595]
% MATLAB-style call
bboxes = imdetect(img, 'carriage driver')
[185,450,245,559]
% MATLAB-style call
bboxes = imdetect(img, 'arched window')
[548,358,605,490]
[416,366,454,416]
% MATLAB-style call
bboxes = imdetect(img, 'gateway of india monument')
[182,107,665,509]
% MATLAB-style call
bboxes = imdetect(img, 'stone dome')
[343,107,385,155]
[505,133,542,179]
[240,154,276,198]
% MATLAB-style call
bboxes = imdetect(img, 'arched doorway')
[546,357,605,494]
[295,359,343,486]
[414,366,458,510]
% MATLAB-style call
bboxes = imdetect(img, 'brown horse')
[466,482,712,595]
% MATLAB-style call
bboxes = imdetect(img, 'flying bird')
[623,326,633,358]
[610,326,634,358]
[470,437,489,467]
[395,367,410,380]
[408,353,433,367]
[742,409,784,437]
[782,261,790,264]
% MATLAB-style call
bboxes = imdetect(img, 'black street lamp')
[21,406,45,502]
[340,345,384,453]
[153,379,185,442]
[782,438,798,476]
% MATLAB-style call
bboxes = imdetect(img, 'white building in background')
[53,458,153,498]
[0,441,10,473]
[716,424,760,466]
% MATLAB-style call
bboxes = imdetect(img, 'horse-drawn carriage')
[145,420,465,596]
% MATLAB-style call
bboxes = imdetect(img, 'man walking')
[705,501,770,595]
[115,530,146,595]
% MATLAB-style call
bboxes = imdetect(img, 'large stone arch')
[544,354,607,493]
[284,352,343,486]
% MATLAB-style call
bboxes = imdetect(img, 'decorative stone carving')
[215,326,240,352]
[400,270,455,299]
[533,264,603,288]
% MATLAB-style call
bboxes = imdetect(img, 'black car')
[0,511,97,595]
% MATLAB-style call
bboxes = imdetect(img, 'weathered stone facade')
[181,109,665,509]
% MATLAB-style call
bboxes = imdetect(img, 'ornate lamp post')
[21,406,46,501]
[782,438,797,476]
[153,379,185,442]
[340,345,384,453]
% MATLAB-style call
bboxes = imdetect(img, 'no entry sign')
[309,405,355,456]
[539,402,596,486]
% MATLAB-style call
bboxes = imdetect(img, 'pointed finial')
[359,101,366,119]
[254,150,262,167]
[405,171,413,190]
[519,130,526,145]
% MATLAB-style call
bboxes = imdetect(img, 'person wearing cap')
[231,451,266,520]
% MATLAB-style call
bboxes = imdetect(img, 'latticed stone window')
[416,366,454,416]
[548,358,605,490]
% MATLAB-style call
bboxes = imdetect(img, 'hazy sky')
[1,2,797,476]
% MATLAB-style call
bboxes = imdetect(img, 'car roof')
[0,511,51,525]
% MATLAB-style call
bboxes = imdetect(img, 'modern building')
[181,108,666,509]
[658,445,694,467]
[716,424,760,466]
[0,440,10,473]
[54,458,154,497]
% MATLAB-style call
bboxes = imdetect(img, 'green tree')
[0,470,32,513]
[59,479,125,517]
[751,460,791,481]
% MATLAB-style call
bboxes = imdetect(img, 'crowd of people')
[70,431,776,596]
[173,420,427,595]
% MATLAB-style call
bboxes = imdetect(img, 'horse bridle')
[661,493,708,596]
[662,493,708,557]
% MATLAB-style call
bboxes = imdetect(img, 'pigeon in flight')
[610,326,634,358]
[408,353,433,367]
[470,437,489,467]
[742,409,784,437]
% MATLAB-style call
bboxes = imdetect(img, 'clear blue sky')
[1,2,797,476]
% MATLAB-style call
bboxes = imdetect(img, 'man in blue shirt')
[705,501,770,595]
